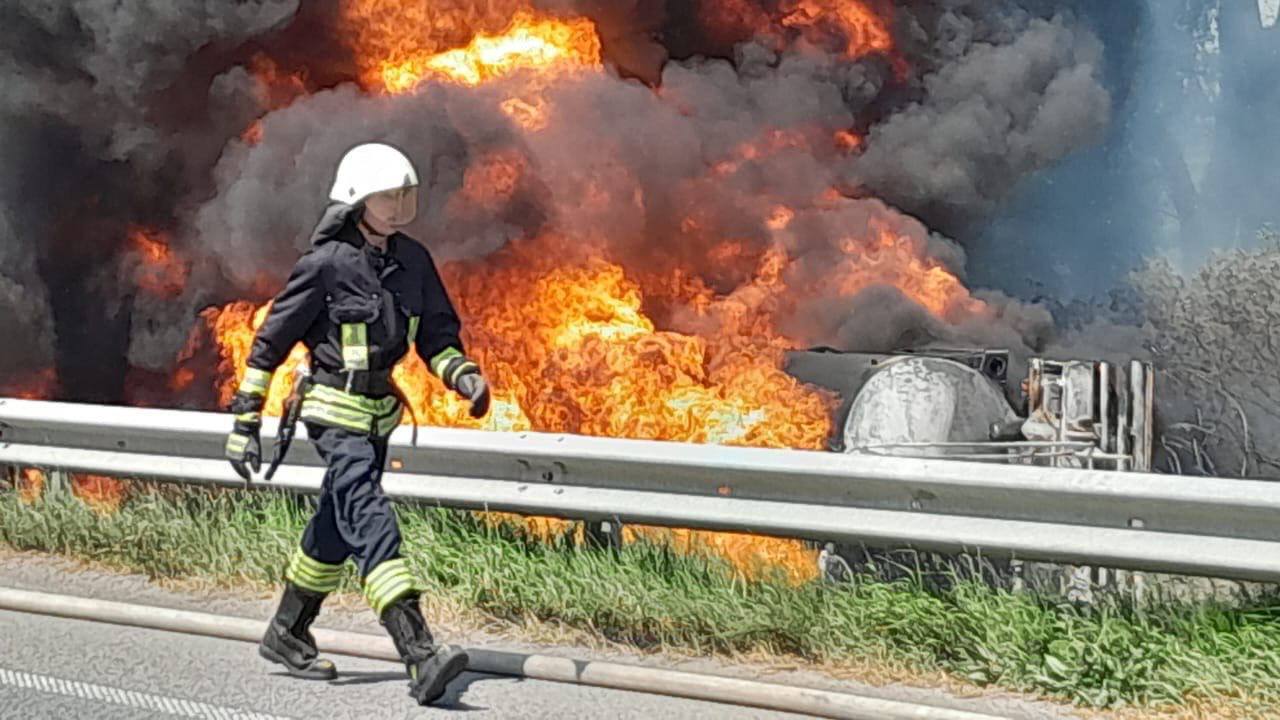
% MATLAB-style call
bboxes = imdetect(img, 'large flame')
[699,0,895,60]
[204,235,833,449]
[779,0,893,58]
[343,1,601,93]
[200,233,839,582]
[189,0,986,583]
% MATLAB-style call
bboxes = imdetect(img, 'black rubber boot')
[381,594,469,706]
[259,583,338,680]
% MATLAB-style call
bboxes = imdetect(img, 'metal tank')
[785,348,1154,471]
[842,355,1017,458]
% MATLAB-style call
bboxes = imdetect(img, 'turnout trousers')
[300,424,400,576]
[283,424,417,615]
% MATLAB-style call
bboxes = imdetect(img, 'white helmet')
[328,142,419,204]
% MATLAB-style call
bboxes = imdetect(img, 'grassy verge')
[2,483,1279,714]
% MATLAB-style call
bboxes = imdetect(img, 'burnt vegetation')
[1135,229,1280,479]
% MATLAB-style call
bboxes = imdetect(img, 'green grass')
[3,483,1280,713]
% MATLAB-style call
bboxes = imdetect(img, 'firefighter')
[223,142,489,706]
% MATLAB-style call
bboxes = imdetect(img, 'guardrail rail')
[2,398,1279,582]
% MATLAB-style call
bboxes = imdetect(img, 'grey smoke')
[0,1,297,165]
[0,1,299,397]
[848,15,1111,233]
[3,0,1119,403]
[0,205,54,379]
[186,3,1104,372]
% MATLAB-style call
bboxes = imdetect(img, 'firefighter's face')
[365,186,418,227]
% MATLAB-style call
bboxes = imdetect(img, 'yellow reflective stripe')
[364,558,404,588]
[300,383,401,434]
[306,384,396,415]
[301,403,372,433]
[286,568,342,593]
[407,316,420,344]
[285,547,344,593]
[308,385,374,414]
[372,579,414,614]
[446,360,479,388]
[287,561,336,586]
[225,435,248,454]
[363,559,417,614]
[300,413,367,434]
[288,571,339,594]
[374,405,404,436]
[341,323,369,371]
[238,368,272,396]
[235,411,262,424]
[301,394,372,420]
[429,347,463,377]
[289,547,344,578]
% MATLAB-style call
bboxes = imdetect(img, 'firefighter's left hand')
[455,372,490,419]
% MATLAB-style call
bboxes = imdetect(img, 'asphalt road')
[0,609,814,720]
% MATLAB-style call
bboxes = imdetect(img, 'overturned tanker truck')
[784,348,1157,596]
[786,348,1155,471]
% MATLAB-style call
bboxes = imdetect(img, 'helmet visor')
[365,186,419,227]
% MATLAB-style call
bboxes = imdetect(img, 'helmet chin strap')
[358,207,392,245]
[359,216,389,238]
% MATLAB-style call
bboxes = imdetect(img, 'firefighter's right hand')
[226,390,265,480]
[225,420,262,481]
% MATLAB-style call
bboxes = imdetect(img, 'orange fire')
[832,221,984,320]
[200,235,837,581]
[779,0,893,58]
[186,0,982,583]
[834,129,863,153]
[713,129,812,177]
[2,368,58,400]
[131,227,190,298]
[241,120,264,146]
[699,0,895,60]
[202,301,310,417]
[16,468,45,505]
[204,237,831,448]
[71,474,128,515]
[249,53,309,109]
[9,468,126,514]
[343,2,601,93]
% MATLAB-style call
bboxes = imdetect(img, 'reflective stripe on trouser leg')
[284,546,345,594]
[363,558,417,615]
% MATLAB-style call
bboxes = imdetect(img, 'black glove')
[226,391,264,480]
[226,420,262,481]
[455,371,490,419]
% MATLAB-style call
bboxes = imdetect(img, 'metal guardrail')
[2,398,1280,582]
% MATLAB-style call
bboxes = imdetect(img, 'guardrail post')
[46,469,71,498]
[582,519,623,551]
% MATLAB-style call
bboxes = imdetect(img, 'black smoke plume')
[0,0,1114,404]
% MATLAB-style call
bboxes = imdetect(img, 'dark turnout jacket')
[246,203,465,386]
